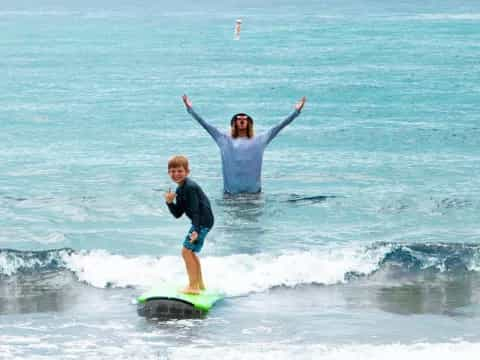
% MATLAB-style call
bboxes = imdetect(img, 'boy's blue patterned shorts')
[183,226,210,253]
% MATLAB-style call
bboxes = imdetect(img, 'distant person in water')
[182,94,306,194]
[165,155,214,294]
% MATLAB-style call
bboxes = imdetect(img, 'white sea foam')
[167,342,480,360]
[1,340,478,360]
[1,333,479,360]
[415,13,480,21]
[0,11,75,17]
[63,244,389,296]
[0,249,66,276]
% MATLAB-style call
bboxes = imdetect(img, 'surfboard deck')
[137,285,224,318]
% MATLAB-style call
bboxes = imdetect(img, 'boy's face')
[168,166,189,184]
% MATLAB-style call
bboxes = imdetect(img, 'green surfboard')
[137,284,224,318]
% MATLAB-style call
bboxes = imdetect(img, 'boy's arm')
[167,201,184,218]
[165,189,184,218]
[184,186,201,232]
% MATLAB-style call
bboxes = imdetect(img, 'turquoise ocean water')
[1,0,480,358]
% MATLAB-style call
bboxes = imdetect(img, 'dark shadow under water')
[286,194,339,204]
[270,272,480,318]
[373,277,480,316]
[0,270,84,314]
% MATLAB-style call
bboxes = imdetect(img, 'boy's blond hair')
[168,155,190,171]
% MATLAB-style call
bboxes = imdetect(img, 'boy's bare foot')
[181,286,201,295]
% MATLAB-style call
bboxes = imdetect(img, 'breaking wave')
[1,242,479,296]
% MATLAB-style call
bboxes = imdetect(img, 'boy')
[165,155,214,294]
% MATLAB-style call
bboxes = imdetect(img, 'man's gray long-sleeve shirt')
[187,107,301,194]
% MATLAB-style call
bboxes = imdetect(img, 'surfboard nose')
[137,298,205,319]
[136,285,224,319]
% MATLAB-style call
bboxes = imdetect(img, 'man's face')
[235,115,249,130]
[168,166,189,184]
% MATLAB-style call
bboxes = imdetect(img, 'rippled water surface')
[1,0,480,358]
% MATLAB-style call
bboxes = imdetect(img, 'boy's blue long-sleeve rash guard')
[187,107,301,194]
[167,178,214,231]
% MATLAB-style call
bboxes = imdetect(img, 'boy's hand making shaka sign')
[165,188,176,204]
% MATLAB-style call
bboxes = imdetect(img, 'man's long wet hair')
[230,113,255,139]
